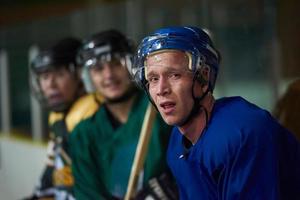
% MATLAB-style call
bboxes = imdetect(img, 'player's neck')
[179,93,215,144]
[106,94,136,124]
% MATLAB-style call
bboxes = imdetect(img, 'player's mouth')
[48,93,63,104]
[159,101,176,114]
[103,80,121,89]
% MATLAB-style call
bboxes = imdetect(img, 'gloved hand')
[21,186,55,200]
[21,194,54,200]
[135,172,179,200]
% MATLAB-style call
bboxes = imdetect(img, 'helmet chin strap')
[177,72,210,127]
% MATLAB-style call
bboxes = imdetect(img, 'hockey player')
[130,26,300,199]
[25,37,101,200]
[273,78,300,141]
[69,29,177,200]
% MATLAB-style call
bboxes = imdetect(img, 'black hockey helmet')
[77,29,134,69]
[30,37,84,112]
[31,37,82,74]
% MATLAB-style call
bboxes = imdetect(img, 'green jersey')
[69,92,172,199]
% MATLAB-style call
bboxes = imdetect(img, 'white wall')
[0,137,46,200]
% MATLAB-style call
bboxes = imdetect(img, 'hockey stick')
[124,103,156,200]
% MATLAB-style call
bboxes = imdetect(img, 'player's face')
[146,50,202,125]
[39,67,80,109]
[89,58,132,101]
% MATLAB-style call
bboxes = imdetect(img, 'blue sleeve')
[223,116,300,200]
[224,120,280,200]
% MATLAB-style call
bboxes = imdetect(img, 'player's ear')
[76,67,82,79]
[196,65,210,86]
[201,65,210,84]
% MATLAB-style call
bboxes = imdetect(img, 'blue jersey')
[167,96,300,200]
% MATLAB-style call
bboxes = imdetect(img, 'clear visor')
[83,53,130,70]
[30,68,43,101]
[30,63,76,102]
[81,53,132,92]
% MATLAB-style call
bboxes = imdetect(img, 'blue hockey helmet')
[131,26,220,91]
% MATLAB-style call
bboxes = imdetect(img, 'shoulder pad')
[48,112,64,125]
[66,93,102,132]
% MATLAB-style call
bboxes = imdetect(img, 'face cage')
[81,53,133,93]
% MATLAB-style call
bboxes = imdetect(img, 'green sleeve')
[69,120,108,200]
